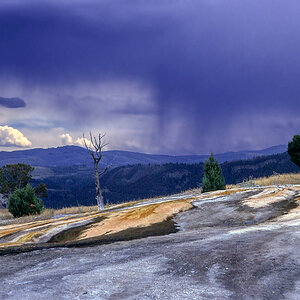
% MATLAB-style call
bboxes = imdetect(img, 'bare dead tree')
[83,132,111,210]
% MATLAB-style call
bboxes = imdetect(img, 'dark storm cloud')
[0,1,173,84]
[0,97,26,108]
[1,0,300,153]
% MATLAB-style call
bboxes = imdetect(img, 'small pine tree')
[8,184,44,218]
[202,154,226,193]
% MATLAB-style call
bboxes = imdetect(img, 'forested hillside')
[33,152,299,208]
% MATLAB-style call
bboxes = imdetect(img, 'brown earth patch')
[76,199,193,241]
[0,198,194,253]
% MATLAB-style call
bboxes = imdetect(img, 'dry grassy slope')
[0,185,299,254]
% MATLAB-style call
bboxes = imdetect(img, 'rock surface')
[1,186,300,299]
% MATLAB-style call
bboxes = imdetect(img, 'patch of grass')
[227,173,300,188]
[226,184,239,189]
[0,210,55,225]
[53,206,98,215]
[0,209,12,221]
[253,173,300,186]
[0,205,99,226]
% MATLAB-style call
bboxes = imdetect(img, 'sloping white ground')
[1,186,300,299]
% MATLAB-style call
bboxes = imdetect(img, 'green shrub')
[202,154,226,193]
[8,184,44,218]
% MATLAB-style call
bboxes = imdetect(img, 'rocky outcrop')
[1,186,300,299]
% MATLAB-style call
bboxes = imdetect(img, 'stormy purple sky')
[0,0,299,154]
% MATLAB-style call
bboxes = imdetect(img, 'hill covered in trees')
[33,152,299,208]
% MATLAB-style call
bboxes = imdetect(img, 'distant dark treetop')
[288,135,300,168]
[0,163,34,198]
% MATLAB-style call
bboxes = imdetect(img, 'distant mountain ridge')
[0,144,287,168]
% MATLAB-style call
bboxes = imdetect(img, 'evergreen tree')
[288,135,300,168]
[8,184,44,218]
[202,154,225,193]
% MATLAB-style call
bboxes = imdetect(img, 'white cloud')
[0,125,32,147]
[60,133,73,145]
[75,137,91,148]
[0,79,158,152]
